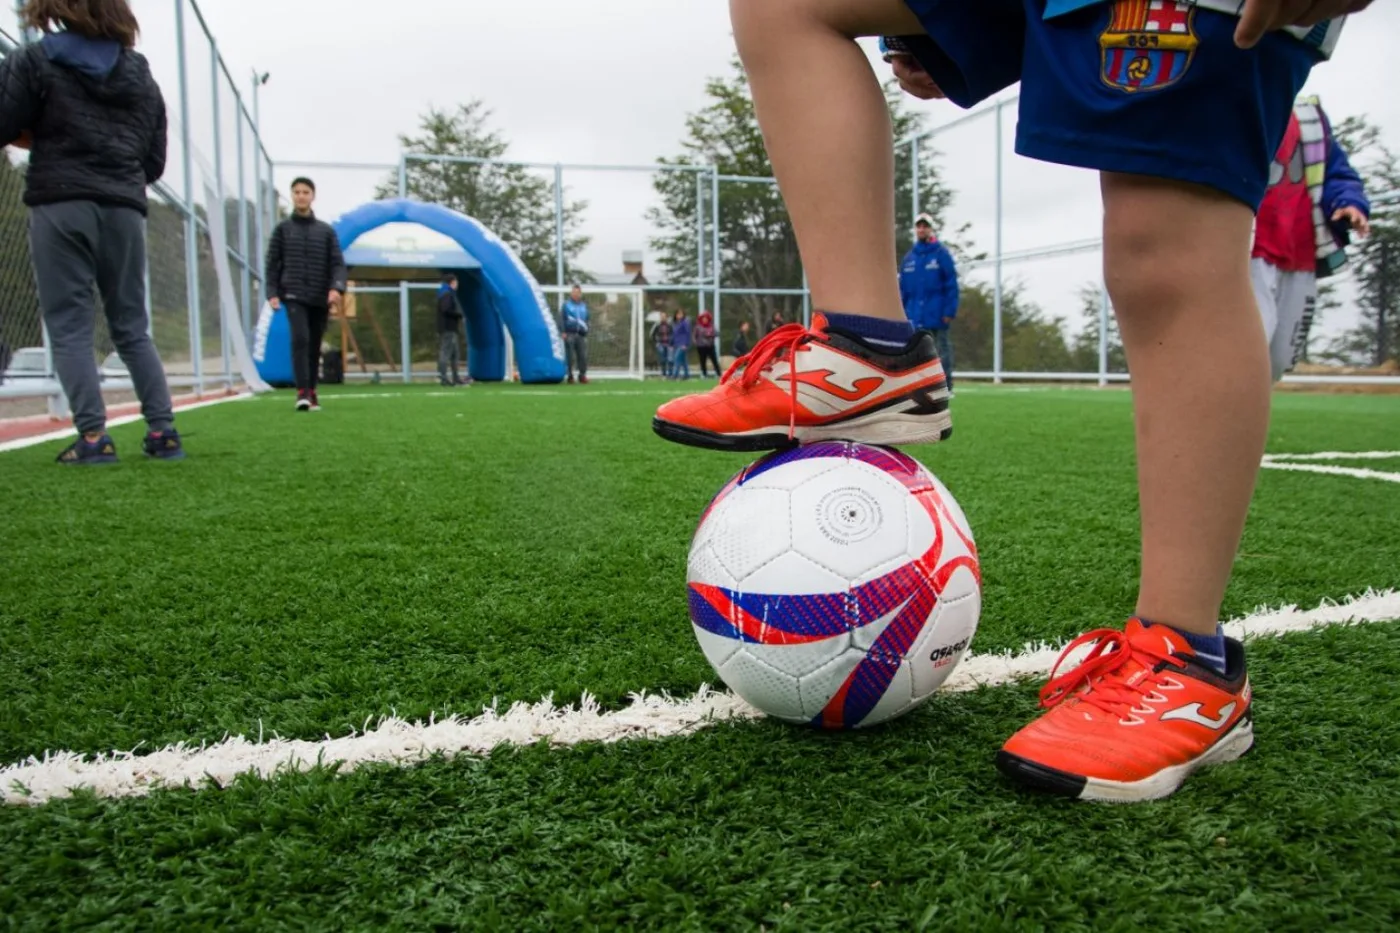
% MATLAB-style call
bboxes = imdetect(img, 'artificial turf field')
[2,383,1398,931]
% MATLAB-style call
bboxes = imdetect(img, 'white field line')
[4,590,1397,808]
[1265,451,1400,462]
[1261,462,1400,484]
[1261,451,1400,485]
[0,393,255,454]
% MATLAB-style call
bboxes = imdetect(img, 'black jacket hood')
[42,33,146,105]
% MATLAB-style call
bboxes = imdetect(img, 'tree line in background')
[377,101,591,288]
[645,57,1126,373]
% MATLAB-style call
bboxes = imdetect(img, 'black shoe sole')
[652,417,955,453]
[652,418,799,452]
[995,751,1089,800]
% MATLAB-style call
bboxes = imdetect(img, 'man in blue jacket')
[899,213,960,390]
[561,284,590,385]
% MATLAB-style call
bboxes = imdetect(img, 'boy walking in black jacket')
[265,177,346,411]
[0,0,183,463]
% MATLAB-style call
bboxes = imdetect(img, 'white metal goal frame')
[539,285,646,382]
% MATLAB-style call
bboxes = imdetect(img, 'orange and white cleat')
[997,619,1254,803]
[652,314,951,452]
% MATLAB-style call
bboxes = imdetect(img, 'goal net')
[538,286,645,381]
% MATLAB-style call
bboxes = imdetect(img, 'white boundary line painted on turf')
[1261,451,1400,485]
[4,590,1397,807]
[0,393,255,455]
[1265,451,1400,462]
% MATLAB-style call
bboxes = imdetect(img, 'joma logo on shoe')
[1161,702,1237,730]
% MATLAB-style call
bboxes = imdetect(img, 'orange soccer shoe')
[997,619,1254,803]
[652,314,951,452]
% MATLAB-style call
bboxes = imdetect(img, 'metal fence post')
[696,170,705,318]
[802,269,811,328]
[397,155,408,199]
[554,163,566,300]
[400,280,411,384]
[174,0,203,394]
[251,75,265,320]
[210,38,232,389]
[712,168,722,338]
[1378,238,1391,367]
[993,98,1005,385]
[265,153,276,235]
[1098,281,1110,388]
[235,93,250,338]
[911,136,921,223]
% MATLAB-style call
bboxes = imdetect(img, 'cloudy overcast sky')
[124,0,1400,344]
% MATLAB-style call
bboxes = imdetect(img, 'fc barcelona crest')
[1100,0,1199,93]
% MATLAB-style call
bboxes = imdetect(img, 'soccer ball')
[687,442,981,729]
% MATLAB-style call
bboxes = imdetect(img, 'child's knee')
[1102,174,1253,314]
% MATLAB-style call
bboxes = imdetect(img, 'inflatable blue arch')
[253,199,566,385]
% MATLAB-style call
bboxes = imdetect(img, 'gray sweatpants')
[1250,257,1317,382]
[439,329,461,384]
[30,201,174,435]
[565,333,588,380]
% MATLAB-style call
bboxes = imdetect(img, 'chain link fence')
[1,0,274,412]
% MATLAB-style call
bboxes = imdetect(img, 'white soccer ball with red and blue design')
[687,442,981,729]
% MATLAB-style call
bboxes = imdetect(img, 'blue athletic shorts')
[897,0,1320,209]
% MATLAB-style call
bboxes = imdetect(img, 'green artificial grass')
[0,625,1396,931]
[1,384,1398,929]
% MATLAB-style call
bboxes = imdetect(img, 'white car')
[1,346,48,382]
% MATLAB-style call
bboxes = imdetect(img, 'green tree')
[1316,114,1399,367]
[376,102,590,288]
[941,279,1073,374]
[647,57,963,346]
[1070,283,1126,374]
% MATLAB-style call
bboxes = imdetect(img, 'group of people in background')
[651,309,786,380]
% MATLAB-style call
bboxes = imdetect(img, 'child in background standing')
[0,0,184,463]
[669,309,692,381]
[694,311,720,378]
[652,315,674,379]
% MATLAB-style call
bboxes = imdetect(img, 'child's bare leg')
[1103,173,1270,635]
[730,0,925,321]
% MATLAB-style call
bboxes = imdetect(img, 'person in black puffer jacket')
[264,176,347,411]
[0,0,183,465]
